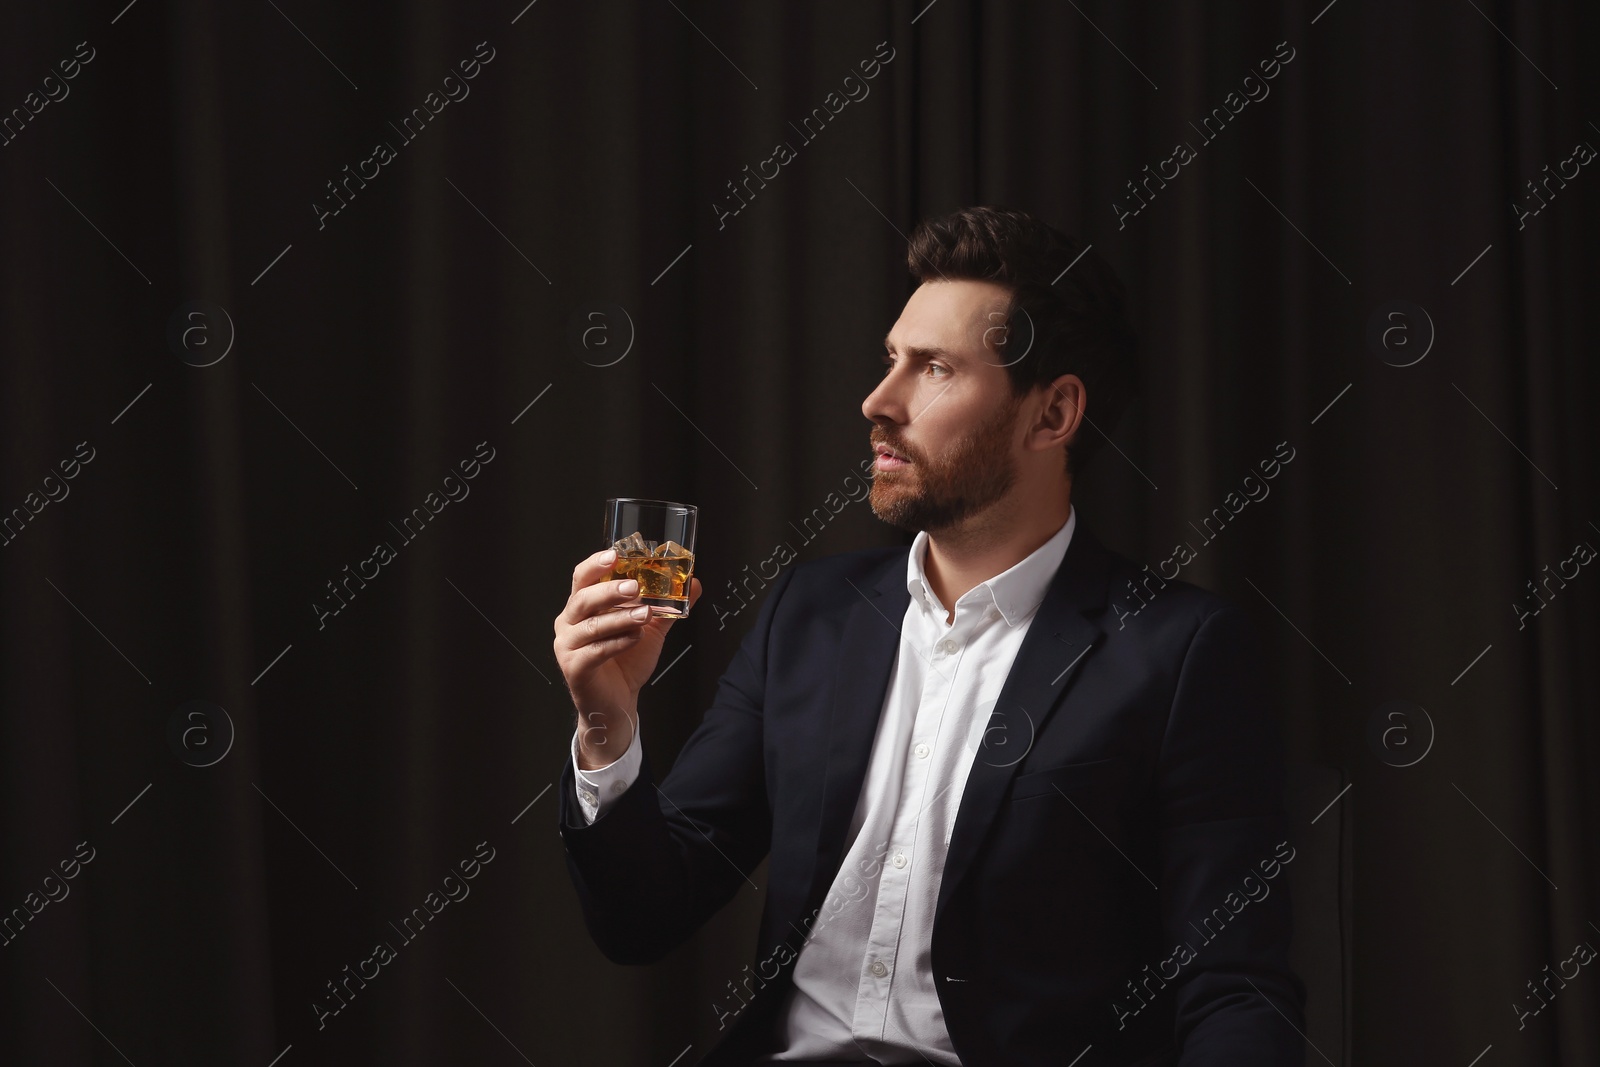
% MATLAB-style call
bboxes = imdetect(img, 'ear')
[1029,374,1086,453]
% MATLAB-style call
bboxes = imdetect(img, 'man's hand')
[553,548,702,769]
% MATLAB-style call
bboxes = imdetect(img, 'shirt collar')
[904,505,1076,627]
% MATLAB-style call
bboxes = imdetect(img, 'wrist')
[575,710,635,770]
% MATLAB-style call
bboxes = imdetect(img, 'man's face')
[863,279,1028,535]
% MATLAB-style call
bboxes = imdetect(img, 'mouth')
[874,443,911,470]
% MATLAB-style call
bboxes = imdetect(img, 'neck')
[922,489,1072,623]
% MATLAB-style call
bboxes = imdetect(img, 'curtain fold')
[0,1,1593,1063]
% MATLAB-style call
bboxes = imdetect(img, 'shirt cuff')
[570,717,643,825]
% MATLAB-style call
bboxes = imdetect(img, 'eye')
[881,353,950,378]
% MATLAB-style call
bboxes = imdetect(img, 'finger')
[571,548,622,596]
[573,625,646,663]
[566,576,647,627]
[559,599,652,654]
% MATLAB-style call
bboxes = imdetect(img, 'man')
[552,206,1306,1066]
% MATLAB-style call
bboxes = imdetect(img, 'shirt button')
[869,960,889,977]
[939,639,957,654]
[611,781,627,795]
[579,789,596,803]
[913,743,930,759]
[892,852,907,868]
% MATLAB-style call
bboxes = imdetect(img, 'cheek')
[908,379,953,422]
[910,389,971,441]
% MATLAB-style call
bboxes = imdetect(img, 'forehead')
[885,279,1014,357]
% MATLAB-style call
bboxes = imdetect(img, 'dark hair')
[905,206,1140,477]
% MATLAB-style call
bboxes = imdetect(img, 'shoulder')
[794,542,907,580]
[1085,543,1275,741]
[780,543,906,605]
[1094,540,1261,666]
[706,543,906,637]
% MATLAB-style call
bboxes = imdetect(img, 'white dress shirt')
[570,507,1076,1063]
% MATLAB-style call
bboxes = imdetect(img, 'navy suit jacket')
[557,518,1307,1066]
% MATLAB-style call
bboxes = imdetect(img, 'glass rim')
[604,497,696,512]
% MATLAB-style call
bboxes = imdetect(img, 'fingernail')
[602,549,616,563]
[631,606,650,620]
[619,579,638,595]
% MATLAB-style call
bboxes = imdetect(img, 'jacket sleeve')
[555,563,798,965]
[1157,604,1308,1066]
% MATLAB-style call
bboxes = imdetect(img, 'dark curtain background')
[2,1,1595,1064]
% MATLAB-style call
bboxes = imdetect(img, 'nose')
[862,368,907,426]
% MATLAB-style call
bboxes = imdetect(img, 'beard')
[868,389,1024,535]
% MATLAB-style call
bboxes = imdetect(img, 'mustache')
[872,436,915,461]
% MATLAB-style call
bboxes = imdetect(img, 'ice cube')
[612,530,651,556]
[654,539,693,558]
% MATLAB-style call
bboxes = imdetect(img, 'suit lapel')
[803,521,1114,917]
[935,521,1111,918]
[806,564,911,905]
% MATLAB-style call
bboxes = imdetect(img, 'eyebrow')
[882,333,958,360]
